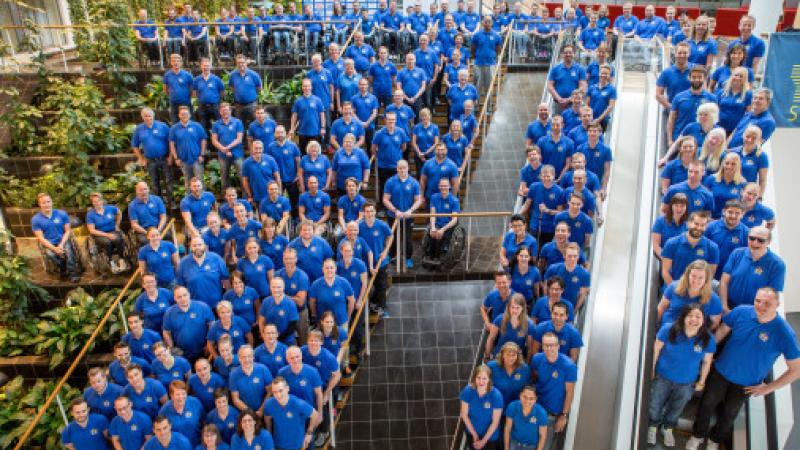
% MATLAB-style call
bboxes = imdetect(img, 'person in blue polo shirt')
[459,364,503,449]
[426,178,460,261]
[481,272,517,327]
[309,259,355,327]
[83,367,123,420]
[297,175,331,234]
[241,140,281,206]
[420,141,458,201]
[547,44,587,115]
[179,177,216,239]
[586,66,616,128]
[110,341,152,387]
[500,215,538,269]
[531,331,577,449]
[504,385,549,450]
[288,220,334,283]
[368,46,397,107]
[667,65,716,144]
[218,189,251,229]
[61,398,110,450]
[543,244,590,310]
[258,277,299,344]
[372,112,410,201]
[211,103,245,190]
[192,58,225,132]
[521,165,565,246]
[336,182,367,236]
[214,8,235,60]
[110,396,153,450]
[258,182,291,227]
[185,9,208,63]
[728,88,776,148]
[290,79,326,155]
[138,227,179,289]
[129,182,169,246]
[228,55,262,129]
[344,31,375,74]
[662,160,715,215]
[246,106,276,151]
[705,200,749,279]
[177,236,229,309]
[359,201,392,316]
[686,288,800,450]
[31,193,81,282]
[123,364,168,419]
[525,103,552,149]
[332,134,370,195]
[264,376,321,450]
[162,7,185,57]
[162,286,215,360]
[656,260,723,330]
[188,358,226,413]
[227,203,263,262]
[164,54,194,124]
[532,300,583,362]
[613,2,638,38]
[206,389,239,443]
[302,330,341,447]
[336,59,362,115]
[308,53,335,135]
[351,77,379,149]
[647,304,715,447]
[236,237,274,299]
[135,273,174,331]
[447,69,479,122]
[719,226,785,311]
[397,53,427,117]
[578,13,605,60]
[169,106,207,191]
[123,312,162,362]
[488,342,531,408]
[471,16,502,96]
[158,380,204,447]
[330,103,365,151]
[229,345,273,414]
[134,9,159,64]
[143,415,192,450]
[729,15,765,69]
[383,159,423,266]
[660,211,719,286]
[132,108,173,206]
[537,116,574,180]
[554,192,594,248]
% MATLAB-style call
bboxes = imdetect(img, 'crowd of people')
[23,2,800,450]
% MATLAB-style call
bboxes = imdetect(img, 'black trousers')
[426,226,454,258]
[692,367,749,444]
[196,103,219,132]
[283,181,301,218]
[376,168,396,206]
[369,265,389,309]
[94,233,126,259]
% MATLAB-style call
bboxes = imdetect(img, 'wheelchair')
[420,224,466,271]
[38,234,86,278]
[84,232,137,276]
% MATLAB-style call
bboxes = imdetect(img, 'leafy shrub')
[0,230,50,326]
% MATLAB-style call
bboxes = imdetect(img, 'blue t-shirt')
[162,302,215,359]
[158,396,205,446]
[716,88,753,134]
[86,205,119,233]
[254,341,288,377]
[169,121,208,164]
[657,65,692,103]
[164,69,193,104]
[61,414,110,449]
[228,69,262,104]
[229,363,273,411]
[230,429,274,450]
[237,254,274,298]
[206,406,239,443]
[180,191,216,229]
[662,181,715,215]
[459,386,504,441]
[84,383,123,420]
[536,134,574,176]
[259,296,299,344]
[660,281,723,326]
[206,316,251,352]
[267,140,301,183]
[543,263,590,307]
[714,306,800,386]
[128,195,166,229]
[526,182,565,234]
[373,127,409,169]
[223,287,259,327]
[277,364,323,408]
[177,252,229,309]
[263,395,314,449]
[212,117,245,160]
[227,220,263,258]
[383,175,421,219]
[123,378,167,419]
[705,218,749,278]
[368,61,398,97]
[723,248,786,308]
[530,352,577,414]
[298,190,331,222]
[292,95,325,136]
[309,276,354,325]
[688,38,718,65]
[655,323,716,384]
[188,372,226,411]
[548,62,587,99]
[143,431,192,450]
[248,118,277,149]
[122,328,162,362]
[192,74,225,105]
[287,236,333,282]
[661,234,720,282]
[109,411,153,450]
[730,34,766,68]
[132,121,171,159]
[138,241,178,284]
[506,400,549,446]
[487,359,531,407]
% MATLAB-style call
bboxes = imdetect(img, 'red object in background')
[715,8,747,36]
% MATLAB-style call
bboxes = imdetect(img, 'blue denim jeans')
[272,31,292,52]
[219,156,244,190]
[305,30,320,53]
[180,160,204,190]
[42,238,80,277]
[648,374,695,428]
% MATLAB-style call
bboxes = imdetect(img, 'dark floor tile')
[403,348,422,366]
[402,333,421,348]
[422,381,443,398]
[389,421,410,439]
[426,418,447,436]
[406,382,425,401]
[349,421,372,440]
[428,436,450,449]
[435,331,455,347]
[371,420,391,440]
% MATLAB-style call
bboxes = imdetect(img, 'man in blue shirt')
[290,78,326,156]
[227,203,263,260]
[186,9,208,63]
[425,178,460,261]
[169,106,207,191]
[31,193,81,282]
[719,226,785,311]
[163,54,193,124]
[420,142,459,201]
[162,8,185,58]
[214,8,235,60]
[177,236,229,309]
[247,105,277,151]
[537,115,574,180]
[242,140,281,206]
[531,331,577,449]
[471,16,502,96]
[228,54,262,129]
[238,7,261,61]
[655,42,692,109]
[179,177,216,238]
[61,398,110,450]
[134,9,159,64]
[634,5,664,39]
[162,286,215,360]
[662,160,715,215]
[613,2,638,38]
[371,112,409,202]
[705,200,749,280]
[728,88,776,148]
[660,212,720,286]
[211,102,245,189]
[447,69,479,121]
[413,34,440,110]
[110,396,153,450]
[265,377,321,450]
[547,44,588,114]
[368,46,397,107]
[192,59,225,132]
[277,346,324,415]
[132,107,173,207]
[667,65,715,143]
[686,288,800,450]
[144,415,192,450]
[84,367,123,420]
[383,160,423,268]
[360,201,393,316]
[344,31,375,75]
[287,219,333,283]
[729,15,765,69]
[308,54,335,142]
[230,345,273,414]
[526,103,552,148]
[397,53,427,117]
[268,125,301,210]
[128,182,169,246]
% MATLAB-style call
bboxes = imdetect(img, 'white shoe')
[705,440,719,450]
[118,259,129,272]
[109,260,119,274]
[685,436,703,450]
[647,426,657,445]
[662,428,675,447]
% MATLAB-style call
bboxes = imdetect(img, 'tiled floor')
[466,72,548,236]
[335,281,492,450]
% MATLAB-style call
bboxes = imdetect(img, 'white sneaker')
[705,440,719,450]
[662,428,675,447]
[685,436,703,450]
[647,426,657,445]
[109,260,119,274]
[118,259,129,272]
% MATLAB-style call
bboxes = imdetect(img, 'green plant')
[143,75,169,111]
[18,160,103,208]
[0,168,29,207]
[0,88,44,156]
[272,72,305,105]
[87,0,138,105]
[100,162,149,205]
[0,230,50,326]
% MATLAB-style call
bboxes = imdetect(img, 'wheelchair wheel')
[85,236,112,276]
[73,237,89,275]
[37,241,59,275]
[439,226,466,270]
[122,231,139,268]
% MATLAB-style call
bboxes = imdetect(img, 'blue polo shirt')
[506,400,549,447]
[192,74,225,105]
[539,242,587,269]
[705,218,749,278]
[123,378,167,419]
[730,35,765,68]
[277,364,323,408]
[276,267,310,308]
[661,281,723,326]
[491,313,535,356]
[132,121,171,159]
[247,118,277,149]
[688,38,717,65]
[254,341,288,377]
[207,316,251,352]
[151,355,192,390]
[543,264,590,307]
[263,395,314,450]
[292,94,325,136]
[219,200,251,226]
[138,241,177,284]
[268,140,301,184]
[258,195,291,224]
[86,205,119,233]
[212,117,245,160]
[123,328,162,362]
[337,73,362,105]
[337,236,372,265]
[180,192,216,229]
[61,414,110,449]
[128,194,166,229]
[420,157,458,199]
[230,429,274,450]
[526,120,551,146]
[660,159,689,187]
[384,174,421,219]
[446,83,479,121]
[723,248,786,308]
[302,345,340,385]
[350,92,379,129]
[109,411,152,450]
[716,89,752,133]
[414,47,438,79]
[744,202,774,229]
[730,110,777,148]
[202,228,227,259]
[661,234,720,282]
[384,103,415,136]
[531,297,575,324]
[310,275,354,325]
[143,431,192,450]
[229,363,272,411]
[554,211,594,247]
[501,231,538,263]
[579,26,605,49]
[242,155,280,204]
[669,89,716,140]
[530,352,577,415]
[445,62,468,87]
[299,155,332,188]
[177,252,229,309]
[337,258,367,300]
[586,61,616,87]
[213,355,240,383]
[564,186,596,215]
[614,15,638,34]
[169,121,207,164]
[482,289,516,322]
[298,190,331,222]
[487,359,531,407]
[162,302,215,359]
[31,209,70,245]
[548,62,587,99]
[359,219,392,268]
[345,44,375,73]
[227,219,263,258]
[134,19,157,38]
[164,69,193,104]
[472,30,502,66]
[459,386,504,441]
[206,406,239,444]
[188,372,226,411]
[663,181,715,215]
[533,321,584,355]
[236,255,273,298]
[259,296,299,344]
[288,236,333,282]
[332,148,370,191]
[536,134,574,176]
[657,65,692,103]
[368,61,398,98]
[397,67,427,100]
[109,357,152,387]
[336,195,366,224]
[307,68,334,109]
[228,69,261,104]
[323,58,345,88]
[559,169,601,192]
[733,148,770,185]
[373,127,409,169]
[715,306,800,386]
[635,17,664,38]
[441,133,468,168]
[330,118,365,148]
[587,83,617,121]
[655,324,716,385]
[430,192,460,229]
[223,287,259,327]
[526,182,565,234]
[158,396,204,446]
[653,216,688,247]
[84,383,123,420]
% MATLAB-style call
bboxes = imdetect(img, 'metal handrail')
[0,20,359,30]
[12,218,177,450]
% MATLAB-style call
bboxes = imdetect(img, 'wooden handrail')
[407,211,513,218]
[12,218,177,450]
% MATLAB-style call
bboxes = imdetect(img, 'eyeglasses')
[748,236,767,244]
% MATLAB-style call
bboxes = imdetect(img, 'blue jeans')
[180,160,204,190]
[166,38,182,57]
[42,238,80,277]
[648,374,695,428]
[219,156,243,190]
[272,31,292,52]
[305,30,320,53]
[331,28,348,46]
[510,440,539,450]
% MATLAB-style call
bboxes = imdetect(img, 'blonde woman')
[731,124,769,194]
[657,260,722,329]
[697,127,728,176]
[688,15,717,66]
[716,65,753,134]
[459,365,504,450]
[487,342,531,407]
[703,152,747,218]
[485,294,535,359]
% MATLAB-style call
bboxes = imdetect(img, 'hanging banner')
[763,32,800,127]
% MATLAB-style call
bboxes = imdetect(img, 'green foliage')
[15,20,50,80]
[143,75,170,110]
[0,89,42,156]
[272,72,305,105]
[0,230,50,326]
[15,160,103,208]
[0,376,81,449]
[100,162,149,205]
[87,0,138,104]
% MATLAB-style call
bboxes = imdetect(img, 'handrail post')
[157,33,164,69]
[465,216,472,272]
[363,290,370,356]
[55,393,69,426]
[118,301,129,334]
[328,397,336,447]
[395,220,402,273]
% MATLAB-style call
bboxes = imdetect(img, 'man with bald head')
[526,103,552,148]
[719,225,785,312]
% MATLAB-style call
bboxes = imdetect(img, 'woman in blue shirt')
[659,136,697,191]
[731,125,769,194]
[709,44,754,92]
[197,423,230,450]
[697,128,728,177]
[159,381,205,446]
[86,192,129,273]
[230,410,274,450]
[135,272,174,332]
[460,365,504,450]
[319,311,347,360]
[715,66,753,134]
[223,272,259,328]
[411,108,440,169]
[207,301,253,356]
[703,153,747,219]
[509,247,542,307]
[651,193,688,260]
[206,390,239,444]
[485,294,535,358]
[203,212,228,260]
[237,238,274,298]
[487,342,531,408]
[647,304,715,447]
[688,16,717,66]
[657,260,723,329]
[503,386,548,450]
[298,141,333,192]
[138,227,180,289]
[442,120,470,168]
[212,336,240,383]
[259,218,288,272]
